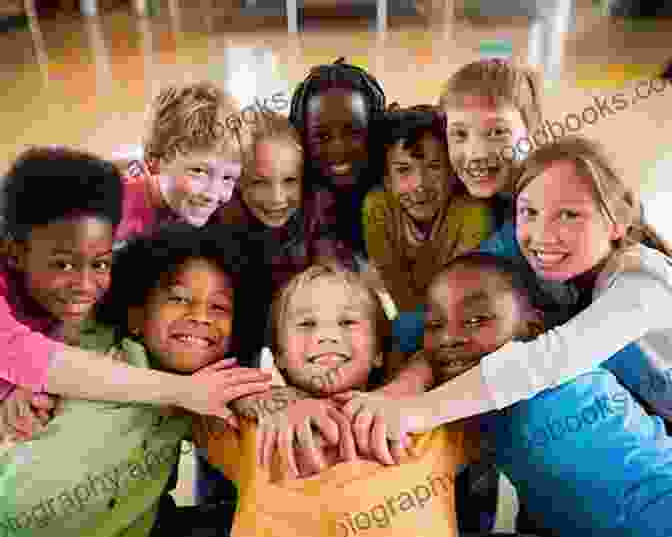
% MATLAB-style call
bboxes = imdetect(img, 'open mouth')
[171,334,217,348]
[308,353,350,366]
[263,208,289,220]
[529,249,569,267]
[467,164,502,182]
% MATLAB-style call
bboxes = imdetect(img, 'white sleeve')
[481,271,672,409]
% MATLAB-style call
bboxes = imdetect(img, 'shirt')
[0,323,191,537]
[0,267,63,400]
[193,416,480,537]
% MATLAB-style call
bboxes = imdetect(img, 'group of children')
[1,54,672,537]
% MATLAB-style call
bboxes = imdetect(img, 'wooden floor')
[3,0,672,519]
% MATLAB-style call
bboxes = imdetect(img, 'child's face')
[386,132,452,223]
[14,216,114,323]
[444,96,528,198]
[158,146,242,227]
[279,275,379,395]
[241,138,303,228]
[131,258,234,373]
[305,87,370,188]
[424,267,537,382]
[516,159,624,282]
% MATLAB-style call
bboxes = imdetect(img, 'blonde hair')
[144,81,248,163]
[269,261,390,359]
[516,135,672,256]
[439,59,543,133]
[240,110,303,185]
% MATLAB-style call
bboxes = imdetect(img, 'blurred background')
[1,0,671,522]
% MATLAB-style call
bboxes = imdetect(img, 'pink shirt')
[0,269,64,400]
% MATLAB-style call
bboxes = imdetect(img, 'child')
[116,81,248,243]
[2,224,270,537]
[194,262,517,537]
[338,136,672,534]
[362,105,492,333]
[215,110,354,293]
[0,147,267,443]
[289,57,386,259]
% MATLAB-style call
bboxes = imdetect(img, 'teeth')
[534,251,566,264]
[311,355,348,366]
[174,335,212,348]
[331,163,352,174]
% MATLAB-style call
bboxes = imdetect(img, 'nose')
[465,135,489,163]
[186,300,212,324]
[327,134,351,162]
[269,183,287,206]
[316,322,341,344]
[71,267,97,295]
[526,214,562,245]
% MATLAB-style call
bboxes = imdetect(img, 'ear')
[127,306,145,338]
[6,240,27,271]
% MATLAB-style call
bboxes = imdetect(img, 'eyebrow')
[460,291,492,309]
[50,249,113,257]
[167,280,233,297]
[518,196,595,207]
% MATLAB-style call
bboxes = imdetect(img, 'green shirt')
[0,322,191,537]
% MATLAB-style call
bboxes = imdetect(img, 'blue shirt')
[482,366,672,536]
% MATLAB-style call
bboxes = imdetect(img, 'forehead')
[444,99,524,128]
[388,133,445,160]
[305,88,369,126]
[429,266,512,309]
[287,275,372,316]
[518,160,597,206]
[29,216,114,249]
[169,145,241,166]
[164,257,233,293]
[252,138,302,173]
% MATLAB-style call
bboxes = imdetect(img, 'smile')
[530,249,569,266]
[309,353,350,366]
[171,334,216,348]
[329,163,352,176]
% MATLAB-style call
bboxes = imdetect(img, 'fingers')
[278,427,299,479]
[224,382,273,403]
[296,425,325,477]
[327,406,357,462]
[309,408,340,446]
[370,415,395,465]
[196,357,238,374]
[352,408,375,458]
[30,393,56,411]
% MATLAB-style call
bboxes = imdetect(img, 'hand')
[178,358,273,421]
[30,392,63,426]
[1,388,46,442]
[332,390,420,466]
[257,398,344,479]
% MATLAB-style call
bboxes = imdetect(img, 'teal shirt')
[0,322,191,537]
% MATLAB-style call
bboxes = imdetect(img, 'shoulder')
[595,244,672,296]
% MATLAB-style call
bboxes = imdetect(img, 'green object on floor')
[146,0,160,17]
[479,39,512,59]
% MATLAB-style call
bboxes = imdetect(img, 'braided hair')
[289,57,386,133]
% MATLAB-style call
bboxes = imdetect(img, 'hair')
[240,110,303,184]
[269,261,391,363]
[143,81,248,164]
[438,59,543,134]
[1,146,123,242]
[289,57,386,134]
[662,58,672,81]
[97,223,268,366]
[373,104,466,194]
[515,135,672,257]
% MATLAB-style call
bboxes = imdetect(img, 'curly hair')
[2,146,123,242]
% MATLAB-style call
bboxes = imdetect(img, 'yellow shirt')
[194,417,480,537]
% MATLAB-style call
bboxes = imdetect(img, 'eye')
[189,167,208,175]
[395,166,411,175]
[339,318,359,327]
[313,132,330,144]
[52,260,75,271]
[297,319,316,328]
[168,294,189,304]
[489,126,512,138]
[284,177,298,184]
[212,303,233,314]
[425,320,444,331]
[92,260,112,272]
[429,162,443,171]
[559,210,579,221]
[465,315,492,327]
[517,206,536,219]
[448,128,467,142]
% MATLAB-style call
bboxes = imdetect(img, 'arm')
[362,192,417,312]
[376,351,434,397]
[416,271,672,429]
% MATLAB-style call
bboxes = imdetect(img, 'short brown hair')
[144,81,248,163]
[269,262,391,359]
[439,59,543,133]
